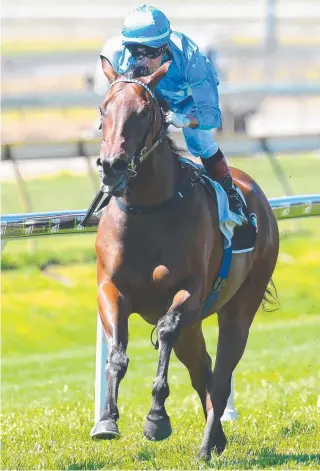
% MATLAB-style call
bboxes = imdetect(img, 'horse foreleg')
[91,280,130,440]
[144,285,202,441]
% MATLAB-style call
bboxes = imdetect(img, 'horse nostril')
[100,158,128,176]
[111,160,128,173]
[102,160,111,175]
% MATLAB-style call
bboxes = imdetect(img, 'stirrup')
[235,207,248,224]
[228,192,248,224]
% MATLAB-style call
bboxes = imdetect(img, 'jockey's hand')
[165,111,191,128]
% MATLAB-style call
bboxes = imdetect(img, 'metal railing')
[1,195,320,240]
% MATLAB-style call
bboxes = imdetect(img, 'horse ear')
[101,57,119,84]
[144,61,172,89]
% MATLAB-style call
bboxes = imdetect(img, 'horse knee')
[158,311,181,345]
[107,346,129,380]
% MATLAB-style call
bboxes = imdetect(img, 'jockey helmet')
[122,5,171,50]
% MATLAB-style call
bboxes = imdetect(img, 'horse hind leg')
[173,323,213,420]
[198,265,277,460]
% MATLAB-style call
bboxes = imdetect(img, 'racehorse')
[91,60,279,460]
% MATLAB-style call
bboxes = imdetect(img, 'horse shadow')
[212,449,320,469]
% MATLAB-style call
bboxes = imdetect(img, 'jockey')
[99,4,246,222]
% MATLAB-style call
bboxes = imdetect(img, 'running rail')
[1,195,320,240]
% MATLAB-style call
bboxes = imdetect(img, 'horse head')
[98,58,171,196]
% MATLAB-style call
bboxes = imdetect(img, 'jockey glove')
[165,111,191,128]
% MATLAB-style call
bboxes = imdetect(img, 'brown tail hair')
[261,278,279,312]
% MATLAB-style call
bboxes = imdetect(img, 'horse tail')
[261,278,279,312]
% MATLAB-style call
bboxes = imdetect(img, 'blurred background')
[1,2,320,469]
[2,0,320,150]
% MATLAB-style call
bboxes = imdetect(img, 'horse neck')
[122,139,180,206]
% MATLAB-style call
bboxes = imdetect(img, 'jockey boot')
[201,148,247,223]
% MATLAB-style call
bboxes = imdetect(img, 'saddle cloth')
[179,157,257,253]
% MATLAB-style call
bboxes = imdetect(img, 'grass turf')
[1,153,320,469]
[1,243,320,469]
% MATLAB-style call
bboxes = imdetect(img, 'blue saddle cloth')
[179,157,258,254]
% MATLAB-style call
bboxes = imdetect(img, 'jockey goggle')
[126,43,167,60]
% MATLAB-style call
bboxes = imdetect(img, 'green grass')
[1,153,320,469]
[1,240,320,469]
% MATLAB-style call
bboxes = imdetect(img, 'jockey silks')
[100,31,221,133]
[97,8,222,159]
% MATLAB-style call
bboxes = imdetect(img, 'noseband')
[100,78,168,177]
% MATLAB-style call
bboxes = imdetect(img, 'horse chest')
[111,236,191,302]
[118,250,186,291]
[100,198,209,315]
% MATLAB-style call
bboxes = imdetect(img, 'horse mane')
[123,65,184,160]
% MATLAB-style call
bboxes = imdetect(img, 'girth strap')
[201,244,233,318]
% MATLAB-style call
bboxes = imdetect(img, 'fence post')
[221,373,238,421]
[260,137,294,196]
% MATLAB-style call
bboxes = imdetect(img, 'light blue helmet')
[122,4,171,48]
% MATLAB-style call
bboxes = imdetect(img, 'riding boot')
[201,148,247,223]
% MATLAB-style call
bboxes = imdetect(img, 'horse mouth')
[102,174,128,197]
[97,158,129,197]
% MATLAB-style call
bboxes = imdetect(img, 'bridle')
[81,75,200,226]
[99,78,168,178]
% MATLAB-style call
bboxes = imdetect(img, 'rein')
[100,77,203,215]
[83,77,169,226]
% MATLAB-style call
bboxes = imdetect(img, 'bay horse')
[91,59,279,459]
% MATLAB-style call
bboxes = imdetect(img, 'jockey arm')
[185,51,222,131]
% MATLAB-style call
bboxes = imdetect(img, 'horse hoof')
[197,434,227,460]
[144,415,172,441]
[91,419,120,440]
[212,434,227,455]
[197,448,211,462]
